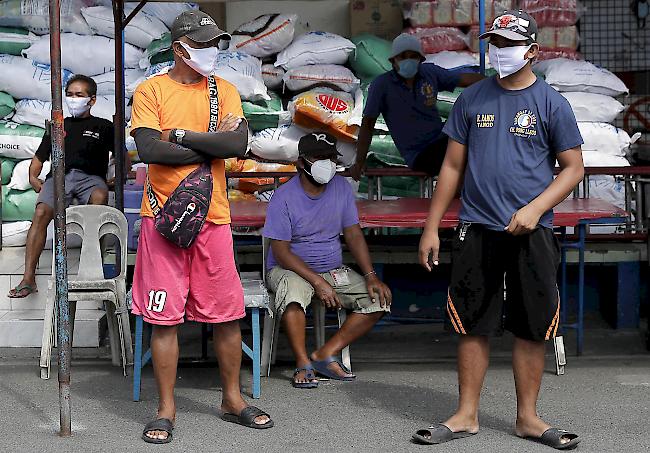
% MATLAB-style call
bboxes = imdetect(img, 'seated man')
[263,132,392,389]
[8,75,113,298]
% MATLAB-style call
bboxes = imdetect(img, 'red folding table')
[230,197,627,373]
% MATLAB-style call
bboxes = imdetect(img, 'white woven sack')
[578,122,632,157]
[561,92,625,123]
[262,64,285,90]
[8,158,50,191]
[284,65,360,93]
[230,14,298,58]
[0,0,92,35]
[214,51,269,101]
[0,55,72,102]
[537,58,629,96]
[275,31,355,70]
[1,221,32,247]
[82,6,169,49]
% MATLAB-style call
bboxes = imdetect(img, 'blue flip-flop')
[292,364,319,389]
[311,356,356,381]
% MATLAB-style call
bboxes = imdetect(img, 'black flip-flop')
[142,418,174,444]
[222,406,274,429]
[412,423,476,445]
[522,428,580,450]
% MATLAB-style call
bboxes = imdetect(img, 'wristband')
[363,270,376,279]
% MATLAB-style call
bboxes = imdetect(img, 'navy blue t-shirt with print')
[364,64,460,167]
[442,76,583,231]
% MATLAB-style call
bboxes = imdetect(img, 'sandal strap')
[293,367,316,380]
[143,418,173,435]
[239,406,270,425]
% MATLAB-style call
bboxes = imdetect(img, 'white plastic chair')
[260,237,350,377]
[40,205,134,379]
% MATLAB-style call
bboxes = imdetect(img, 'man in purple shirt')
[263,132,392,389]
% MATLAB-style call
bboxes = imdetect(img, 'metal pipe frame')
[49,0,71,437]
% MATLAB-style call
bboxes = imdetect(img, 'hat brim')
[389,49,426,60]
[186,26,231,44]
[478,29,530,42]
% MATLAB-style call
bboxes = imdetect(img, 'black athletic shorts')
[411,136,448,176]
[447,223,561,342]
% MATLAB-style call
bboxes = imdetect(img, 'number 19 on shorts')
[147,290,167,313]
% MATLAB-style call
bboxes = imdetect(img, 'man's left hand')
[160,130,171,142]
[505,204,543,236]
[366,274,392,308]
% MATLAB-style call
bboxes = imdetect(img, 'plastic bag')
[7,157,49,190]
[229,14,298,58]
[0,120,45,159]
[349,34,392,80]
[562,93,625,124]
[405,27,468,54]
[82,6,169,49]
[0,0,93,35]
[0,55,72,102]
[538,58,629,96]
[520,0,581,27]
[24,33,144,76]
[289,88,359,142]
[275,31,356,70]
[214,51,269,101]
[403,0,514,27]
[284,65,360,93]
[226,158,296,192]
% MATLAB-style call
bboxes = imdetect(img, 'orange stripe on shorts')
[447,290,466,334]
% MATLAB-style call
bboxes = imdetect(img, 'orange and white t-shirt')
[130,74,243,225]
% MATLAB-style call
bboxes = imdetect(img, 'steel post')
[112,0,125,213]
[479,0,486,74]
[49,0,71,437]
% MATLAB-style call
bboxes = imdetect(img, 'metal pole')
[479,0,486,75]
[113,0,125,213]
[49,0,71,436]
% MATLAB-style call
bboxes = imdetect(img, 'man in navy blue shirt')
[415,10,584,449]
[350,33,482,179]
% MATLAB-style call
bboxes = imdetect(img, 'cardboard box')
[350,0,404,40]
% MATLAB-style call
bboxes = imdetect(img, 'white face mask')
[488,43,532,79]
[306,159,337,185]
[176,41,218,77]
[65,96,91,118]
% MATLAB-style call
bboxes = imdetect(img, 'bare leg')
[215,320,270,425]
[282,303,317,384]
[513,337,570,444]
[311,311,384,378]
[88,187,108,205]
[145,325,179,441]
[9,203,54,297]
[442,336,488,434]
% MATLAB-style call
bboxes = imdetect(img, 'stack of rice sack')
[468,0,583,61]
[534,57,635,210]
[0,0,196,245]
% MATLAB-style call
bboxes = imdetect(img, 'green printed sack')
[0,120,45,159]
[368,134,406,167]
[242,92,288,132]
[350,34,392,80]
[1,158,17,183]
[0,92,15,118]
[0,27,35,55]
[1,186,37,221]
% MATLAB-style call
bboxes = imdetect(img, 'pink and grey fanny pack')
[146,76,219,249]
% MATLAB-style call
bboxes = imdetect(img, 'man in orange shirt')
[130,11,273,444]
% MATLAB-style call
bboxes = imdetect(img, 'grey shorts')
[266,266,390,317]
[37,169,108,209]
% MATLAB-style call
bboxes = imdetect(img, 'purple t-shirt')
[263,175,359,273]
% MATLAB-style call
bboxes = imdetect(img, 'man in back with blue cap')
[350,33,483,179]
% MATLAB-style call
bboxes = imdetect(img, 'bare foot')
[222,398,271,426]
[442,412,480,435]
[516,415,572,445]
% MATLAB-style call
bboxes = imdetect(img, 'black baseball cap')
[479,10,538,43]
[171,10,231,43]
[298,132,341,159]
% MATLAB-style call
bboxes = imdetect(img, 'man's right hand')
[218,113,242,132]
[30,177,43,193]
[313,277,341,309]
[349,161,365,182]
[419,229,440,272]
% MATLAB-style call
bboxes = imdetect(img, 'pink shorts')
[131,217,245,325]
